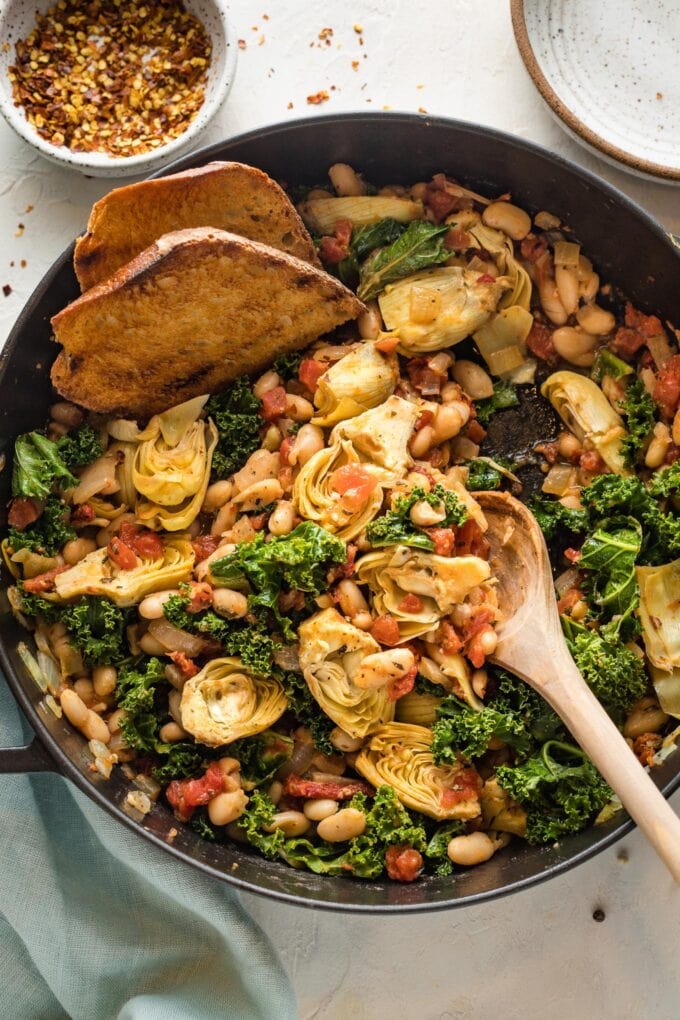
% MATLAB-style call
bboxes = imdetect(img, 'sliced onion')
[134,773,161,801]
[542,463,575,496]
[72,454,120,504]
[17,642,47,691]
[555,567,579,597]
[147,618,205,657]
[486,345,524,375]
[275,739,315,780]
[553,241,581,269]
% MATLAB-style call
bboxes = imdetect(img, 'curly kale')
[619,379,656,466]
[151,743,206,784]
[581,474,680,564]
[578,517,642,641]
[11,431,76,498]
[365,484,467,551]
[116,657,168,752]
[424,821,465,876]
[474,380,520,426]
[279,671,334,755]
[206,378,262,479]
[56,424,103,469]
[272,351,303,380]
[648,461,680,498]
[431,694,535,764]
[496,740,611,844]
[228,731,293,785]
[239,790,287,859]
[8,495,76,556]
[562,618,647,722]
[528,495,589,542]
[19,592,127,666]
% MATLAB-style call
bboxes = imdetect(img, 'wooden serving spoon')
[476,489,680,883]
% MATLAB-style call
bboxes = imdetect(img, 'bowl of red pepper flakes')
[0,0,237,177]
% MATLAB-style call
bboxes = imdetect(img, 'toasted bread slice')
[74,161,319,291]
[51,227,364,418]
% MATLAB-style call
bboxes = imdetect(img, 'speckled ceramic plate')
[512,0,680,183]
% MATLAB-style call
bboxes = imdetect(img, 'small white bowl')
[0,0,237,178]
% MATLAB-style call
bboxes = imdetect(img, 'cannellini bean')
[354,648,415,690]
[534,210,561,230]
[262,424,283,452]
[107,708,126,734]
[73,678,94,705]
[50,401,84,427]
[62,537,97,566]
[429,351,454,373]
[212,587,248,619]
[452,360,494,400]
[168,690,182,726]
[557,431,582,459]
[234,478,284,511]
[253,370,282,399]
[159,721,187,743]
[217,756,241,779]
[303,798,340,821]
[602,374,626,407]
[357,301,383,339]
[329,162,367,196]
[139,589,179,620]
[330,726,364,753]
[555,264,580,316]
[164,664,186,690]
[351,611,373,631]
[410,499,446,527]
[289,423,325,467]
[265,811,311,838]
[268,500,296,536]
[432,402,470,443]
[317,807,366,842]
[570,599,588,621]
[60,688,89,728]
[579,269,600,303]
[93,665,117,697]
[552,326,597,367]
[265,781,282,806]
[82,709,110,744]
[284,393,314,422]
[576,303,616,336]
[210,501,239,537]
[450,436,480,461]
[232,450,280,492]
[645,422,671,469]
[482,200,531,240]
[536,256,568,325]
[208,789,249,826]
[202,480,233,512]
[335,579,369,617]
[447,831,498,866]
[472,669,488,699]
[673,408,680,448]
[623,697,669,740]
[409,425,435,458]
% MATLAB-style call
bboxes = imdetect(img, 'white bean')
[552,326,596,367]
[357,301,383,339]
[285,393,314,422]
[317,808,366,842]
[451,360,493,400]
[265,811,311,838]
[93,665,117,697]
[354,649,415,690]
[82,710,110,744]
[233,478,284,511]
[232,450,280,492]
[62,537,97,566]
[212,587,248,619]
[60,688,88,729]
[623,697,669,740]
[555,264,580,317]
[329,162,367,197]
[168,690,182,726]
[202,480,233,512]
[335,579,369,617]
[268,500,296,536]
[645,422,670,469]
[482,200,531,240]
[289,424,325,467]
[576,303,616,336]
[208,789,249,826]
[50,401,84,427]
[432,402,470,443]
[138,589,179,620]
[330,726,364,753]
[268,780,283,805]
[351,611,373,631]
[159,721,187,743]
[447,831,498,866]
[409,499,446,527]
[253,370,282,399]
[409,425,435,458]
[210,501,238,537]
[303,798,340,821]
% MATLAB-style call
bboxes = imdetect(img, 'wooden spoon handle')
[545,656,680,883]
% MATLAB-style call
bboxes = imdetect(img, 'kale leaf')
[562,618,647,722]
[279,671,334,755]
[474,380,520,426]
[116,656,168,752]
[365,484,467,552]
[431,694,535,764]
[8,495,76,556]
[229,731,294,785]
[12,431,76,498]
[206,378,262,479]
[464,459,503,491]
[337,218,406,285]
[528,495,589,542]
[591,349,633,383]
[272,351,303,380]
[579,517,642,640]
[239,789,287,859]
[496,740,611,844]
[357,221,450,300]
[56,424,103,469]
[581,474,680,565]
[619,379,656,466]
[424,821,465,876]
[19,593,127,666]
[648,461,680,498]
[151,743,206,783]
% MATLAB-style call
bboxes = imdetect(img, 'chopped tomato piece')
[283,775,374,800]
[466,420,487,444]
[8,496,42,530]
[520,233,548,263]
[579,449,606,474]
[166,761,225,822]
[477,273,496,284]
[444,227,471,251]
[184,581,213,613]
[557,586,582,614]
[466,625,495,668]
[330,464,378,512]
[407,357,446,396]
[317,218,353,265]
[385,845,423,882]
[535,440,559,465]
[439,620,463,654]
[424,176,470,221]
[119,523,164,560]
[23,565,68,593]
[441,767,482,808]
[192,534,219,562]
[427,528,456,556]
[370,614,401,646]
[71,503,95,526]
[374,335,400,354]
[654,354,680,419]
[564,548,582,564]
[415,408,435,431]
[299,357,328,393]
[334,218,352,247]
[279,465,294,492]
[388,663,417,702]
[526,321,558,364]
[398,593,424,615]
[261,386,288,421]
[454,519,490,559]
[633,733,662,767]
[107,536,138,570]
[169,650,199,679]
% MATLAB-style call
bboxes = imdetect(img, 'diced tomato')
[654,354,680,418]
[166,761,225,822]
[441,767,482,808]
[557,586,582,614]
[318,235,348,265]
[610,302,664,360]
[520,233,548,263]
[466,420,487,444]
[454,519,490,559]
[71,503,95,526]
[407,356,446,396]
[118,523,164,560]
[398,593,424,614]
[370,614,401,646]
[388,663,417,702]
[526,321,558,364]
[278,436,294,466]
[466,625,494,669]
[183,581,213,613]
[107,536,139,570]
[477,273,496,284]
[625,302,664,338]
[424,176,470,221]
[463,607,495,641]
[7,496,42,530]
[330,464,378,512]
[564,548,582,564]
[444,227,471,251]
[283,775,374,800]
[334,218,352,247]
[385,845,423,882]
[374,335,400,354]
[439,619,463,654]
[633,732,662,767]
[610,328,645,359]
[22,565,68,593]
[192,534,219,562]
[427,527,456,556]
[299,357,328,393]
[279,465,294,492]
[535,440,559,464]
[169,650,199,679]
[415,408,435,431]
[261,386,288,421]
[579,449,606,474]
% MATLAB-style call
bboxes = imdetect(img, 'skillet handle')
[0,738,56,774]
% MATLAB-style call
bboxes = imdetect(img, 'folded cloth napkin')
[0,676,297,1020]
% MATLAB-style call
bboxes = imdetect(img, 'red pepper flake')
[238,38,247,49]
[2,284,11,297]
[351,59,359,70]
[307,90,330,105]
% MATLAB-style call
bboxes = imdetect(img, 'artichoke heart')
[330,395,420,481]
[132,395,218,531]
[378,266,507,356]
[355,722,482,820]
[312,343,398,427]
[480,777,527,836]
[53,537,194,607]
[297,608,394,738]
[356,545,491,640]
[395,689,443,726]
[541,371,630,475]
[293,439,387,542]
[419,647,482,711]
[300,195,423,234]
[636,558,680,673]
[180,657,287,747]
[448,214,532,311]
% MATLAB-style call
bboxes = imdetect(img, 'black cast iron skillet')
[1,114,680,913]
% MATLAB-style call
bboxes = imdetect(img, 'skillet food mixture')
[4,162,680,883]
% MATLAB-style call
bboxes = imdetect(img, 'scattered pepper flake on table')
[3,285,12,298]
[238,39,247,50]
[307,90,330,105]
[8,0,211,158]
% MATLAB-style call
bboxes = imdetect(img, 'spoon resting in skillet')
[477,490,680,884]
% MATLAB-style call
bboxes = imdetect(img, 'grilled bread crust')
[74,161,319,291]
[52,227,364,417]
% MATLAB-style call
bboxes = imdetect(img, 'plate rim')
[510,0,680,182]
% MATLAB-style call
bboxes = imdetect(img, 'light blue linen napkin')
[0,676,297,1020]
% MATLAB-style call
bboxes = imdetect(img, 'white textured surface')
[1,2,679,1017]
